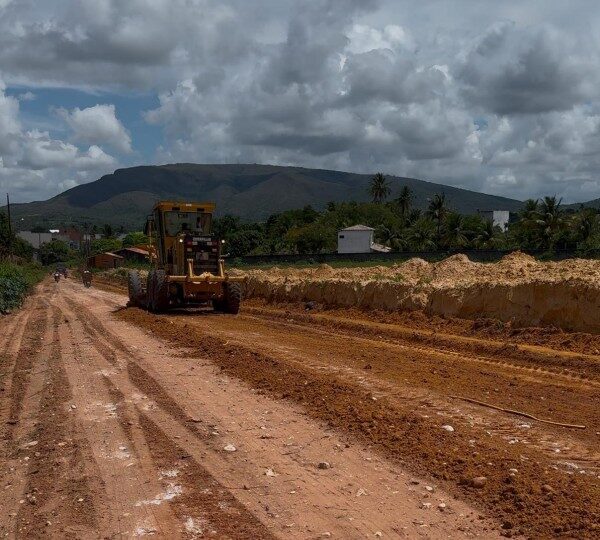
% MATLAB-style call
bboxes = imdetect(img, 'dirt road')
[0,279,598,538]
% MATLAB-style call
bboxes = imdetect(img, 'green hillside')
[4,163,524,230]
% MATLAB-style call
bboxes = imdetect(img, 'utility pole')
[6,193,12,257]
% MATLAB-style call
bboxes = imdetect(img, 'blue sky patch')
[6,86,164,162]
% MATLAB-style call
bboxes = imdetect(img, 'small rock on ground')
[470,476,487,488]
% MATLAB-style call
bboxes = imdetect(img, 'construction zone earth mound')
[235,252,600,333]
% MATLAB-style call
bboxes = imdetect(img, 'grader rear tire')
[223,282,242,314]
[149,269,170,313]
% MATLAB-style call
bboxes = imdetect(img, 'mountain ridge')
[4,163,526,230]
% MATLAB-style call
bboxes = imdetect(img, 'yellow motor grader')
[128,201,244,313]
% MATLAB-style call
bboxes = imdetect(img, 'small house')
[114,247,149,264]
[87,252,124,269]
[337,225,375,254]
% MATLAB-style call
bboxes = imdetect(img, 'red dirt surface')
[117,304,600,539]
[0,279,509,539]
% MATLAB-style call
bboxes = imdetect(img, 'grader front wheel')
[127,271,144,307]
[223,282,242,314]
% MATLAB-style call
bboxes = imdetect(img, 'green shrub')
[0,263,45,313]
[38,240,72,266]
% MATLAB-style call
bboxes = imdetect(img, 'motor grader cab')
[127,201,244,313]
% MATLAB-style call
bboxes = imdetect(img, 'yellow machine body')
[142,201,244,307]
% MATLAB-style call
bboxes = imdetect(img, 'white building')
[478,210,511,232]
[337,225,375,254]
[17,230,75,249]
[17,231,55,249]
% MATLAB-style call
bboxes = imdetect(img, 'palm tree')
[575,208,598,247]
[405,208,422,227]
[474,219,504,249]
[102,223,114,238]
[395,186,413,223]
[536,196,564,251]
[521,198,539,220]
[442,213,469,249]
[369,172,391,204]
[376,224,397,245]
[376,224,407,250]
[426,193,448,242]
[513,198,540,249]
[408,218,437,251]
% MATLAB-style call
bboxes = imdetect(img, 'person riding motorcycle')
[53,271,61,283]
[82,269,92,288]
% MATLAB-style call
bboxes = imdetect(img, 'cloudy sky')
[1,0,600,204]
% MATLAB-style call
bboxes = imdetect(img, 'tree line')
[3,171,600,262]
[213,173,600,257]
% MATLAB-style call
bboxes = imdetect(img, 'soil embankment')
[238,252,600,333]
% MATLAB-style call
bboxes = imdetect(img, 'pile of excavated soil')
[235,252,600,333]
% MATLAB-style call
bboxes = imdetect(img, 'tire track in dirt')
[127,360,208,436]
[94,354,278,538]
[55,297,184,538]
[138,412,277,539]
[60,288,280,538]
[0,297,53,538]
[14,305,102,538]
[244,306,600,387]
[64,282,497,539]
[64,296,207,438]
[78,346,277,539]
[63,296,211,439]
[0,307,32,418]
[1,298,49,455]
[117,307,600,539]
[0,307,28,358]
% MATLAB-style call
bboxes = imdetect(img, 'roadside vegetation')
[0,212,45,313]
[0,262,46,313]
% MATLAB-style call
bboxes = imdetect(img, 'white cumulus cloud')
[59,104,132,153]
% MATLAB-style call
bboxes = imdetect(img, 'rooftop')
[94,252,124,259]
[117,247,149,255]
[339,224,375,232]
